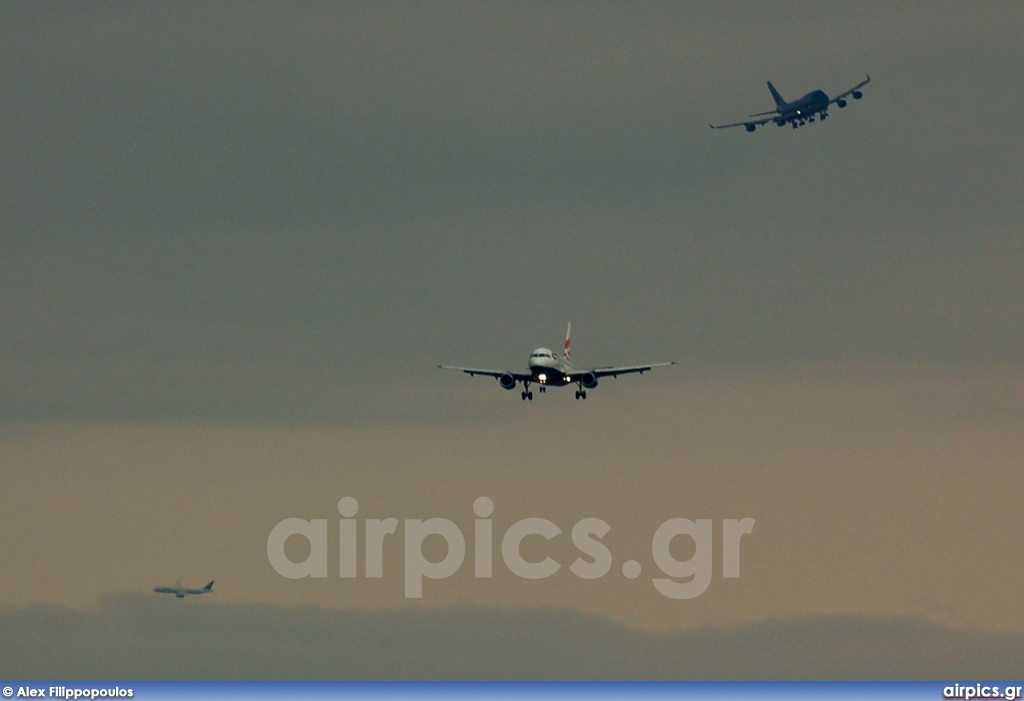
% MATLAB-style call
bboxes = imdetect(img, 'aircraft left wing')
[708,115,775,130]
[584,362,675,379]
[829,75,871,104]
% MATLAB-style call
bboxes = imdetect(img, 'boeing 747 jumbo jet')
[440,323,674,401]
[153,580,214,598]
[710,75,870,132]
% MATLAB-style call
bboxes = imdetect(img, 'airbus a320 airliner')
[153,580,214,598]
[440,323,674,401]
[710,75,870,132]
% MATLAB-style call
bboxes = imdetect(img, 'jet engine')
[499,373,517,390]
[852,90,863,99]
[836,98,847,108]
[581,372,599,390]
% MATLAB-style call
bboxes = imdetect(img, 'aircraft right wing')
[439,366,532,381]
[829,75,871,104]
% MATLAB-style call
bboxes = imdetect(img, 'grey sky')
[2,2,1023,679]
[3,2,1021,424]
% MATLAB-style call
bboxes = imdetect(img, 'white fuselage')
[527,347,574,386]
[153,581,213,598]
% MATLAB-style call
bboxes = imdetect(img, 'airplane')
[153,580,214,598]
[709,75,870,132]
[440,323,674,401]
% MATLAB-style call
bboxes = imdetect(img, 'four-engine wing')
[709,115,777,130]
[829,75,871,105]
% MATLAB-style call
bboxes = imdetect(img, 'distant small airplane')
[153,580,214,598]
[710,75,870,132]
[440,323,674,401]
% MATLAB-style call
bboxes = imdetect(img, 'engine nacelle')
[499,373,517,390]
[836,98,847,108]
[852,91,863,100]
[744,123,756,133]
[581,372,599,390]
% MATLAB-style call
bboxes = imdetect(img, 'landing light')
[538,374,547,383]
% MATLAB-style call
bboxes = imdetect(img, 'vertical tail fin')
[175,579,181,590]
[204,581,214,590]
[563,322,572,362]
[766,81,786,108]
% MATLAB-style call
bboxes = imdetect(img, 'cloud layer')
[4,598,1022,680]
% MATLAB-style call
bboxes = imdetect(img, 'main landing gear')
[521,383,534,401]
[574,386,588,400]
[792,111,826,129]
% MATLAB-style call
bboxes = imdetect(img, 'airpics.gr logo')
[267,497,755,599]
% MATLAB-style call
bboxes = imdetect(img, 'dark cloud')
[2,597,1021,679]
